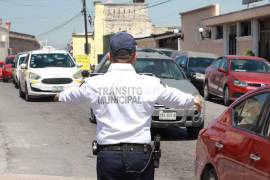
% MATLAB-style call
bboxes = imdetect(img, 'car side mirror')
[20,64,27,69]
[81,70,89,78]
[77,63,83,68]
[218,68,226,73]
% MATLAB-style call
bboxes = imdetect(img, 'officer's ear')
[108,53,114,63]
[130,53,137,64]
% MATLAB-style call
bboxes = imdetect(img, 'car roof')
[179,51,218,58]
[136,49,173,60]
[30,46,68,55]
[225,55,266,61]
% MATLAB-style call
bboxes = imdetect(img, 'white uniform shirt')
[59,63,195,145]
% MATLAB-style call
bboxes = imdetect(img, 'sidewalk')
[0,174,97,180]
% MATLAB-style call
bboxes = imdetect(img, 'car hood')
[231,72,270,84]
[30,67,79,78]
[161,78,199,95]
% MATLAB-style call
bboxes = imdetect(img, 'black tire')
[19,83,25,98]
[202,167,218,180]
[186,122,204,139]
[3,78,7,83]
[24,83,32,102]
[89,109,96,124]
[204,83,212,100]
[223,86,231,106]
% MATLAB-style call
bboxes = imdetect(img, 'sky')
[0,0,268,49]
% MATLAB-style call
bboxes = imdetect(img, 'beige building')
[93,0,153,63]
[180,3,270,60]
[0,21,9,61]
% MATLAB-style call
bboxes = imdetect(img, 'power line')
[37,11,82,37]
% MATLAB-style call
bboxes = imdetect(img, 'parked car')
[12,52,27,87]
[195,85,270,180]
[2,63,13,82]
[89,49,205,138]
[204,55,270,106]
[18,47,83,101]
[175,51,217,93]
[0,62,4,80]
[3,55,15,82]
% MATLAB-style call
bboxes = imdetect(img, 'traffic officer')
[54,32,202,180]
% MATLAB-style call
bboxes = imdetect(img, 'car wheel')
[25,83,32,101]
[224,86,231,106]
[204,83,212,100]
[202,167,218,180]
[3,78,7,83]
[89,109,96,124]
[186,122,204,139]
[18,82,25,98]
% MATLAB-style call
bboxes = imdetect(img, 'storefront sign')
[75,55,90,71]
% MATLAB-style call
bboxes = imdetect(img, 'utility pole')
[83,0,89,55]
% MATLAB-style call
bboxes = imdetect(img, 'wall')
[72,34,94,64]
[237,36,252,55]
[180,5,222,56]
[0,26,9,61]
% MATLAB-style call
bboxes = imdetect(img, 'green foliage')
[245,49,255,56]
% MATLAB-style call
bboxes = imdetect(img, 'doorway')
[229,25,237,55]
[259,19,270,60]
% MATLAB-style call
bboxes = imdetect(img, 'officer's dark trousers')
[97,150,155,180]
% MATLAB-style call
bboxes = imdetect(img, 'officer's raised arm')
[53,81,90,103]
[155,81,202,112]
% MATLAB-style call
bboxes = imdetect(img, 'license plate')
[52,86,64,92]
[159,111,177,121]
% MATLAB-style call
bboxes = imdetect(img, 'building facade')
[180,3,270,60]
[9,31,40,55]
[93,0,152,64]
[0,22,9,61]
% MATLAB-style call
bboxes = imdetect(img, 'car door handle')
[249,154,261,161]
[215,142,224,150]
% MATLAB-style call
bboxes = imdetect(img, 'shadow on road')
[151,127,195,141]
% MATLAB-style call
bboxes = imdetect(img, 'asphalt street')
[0,82,226,180]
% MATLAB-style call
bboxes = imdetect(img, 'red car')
[0,62,4,80]
[195,86,270,180]
[204,56,270,105]
[3,55,15,82]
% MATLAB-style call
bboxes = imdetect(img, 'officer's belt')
[98,143,152,152]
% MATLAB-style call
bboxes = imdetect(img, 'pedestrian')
[53,32,202,180]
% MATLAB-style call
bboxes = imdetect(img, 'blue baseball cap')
[109,32,136,55]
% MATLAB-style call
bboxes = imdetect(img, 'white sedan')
[18,47,83,101]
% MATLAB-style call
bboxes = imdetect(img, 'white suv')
[18,47,83,101]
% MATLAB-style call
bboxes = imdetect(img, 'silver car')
[89,49,205,138]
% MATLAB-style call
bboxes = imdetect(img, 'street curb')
[0,174,96,180]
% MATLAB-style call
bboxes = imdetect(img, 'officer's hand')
[53,94,60,102]
[194,95,202,112]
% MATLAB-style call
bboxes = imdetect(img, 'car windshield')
[231,59,270,73]
[30,53,75,68]
[188,57,215,69]
[5,57,15,64]
[133,58,184,80]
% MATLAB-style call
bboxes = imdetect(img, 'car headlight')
[29,72,41,80]
[73,71,82,79]
[233,80,248,87]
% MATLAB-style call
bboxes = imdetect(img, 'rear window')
[5,57,15,64]
[134,58,185,80]
[30,53,75,68]
[231,59,270,73]
[0,64,3,68]
[188,57,216,68]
